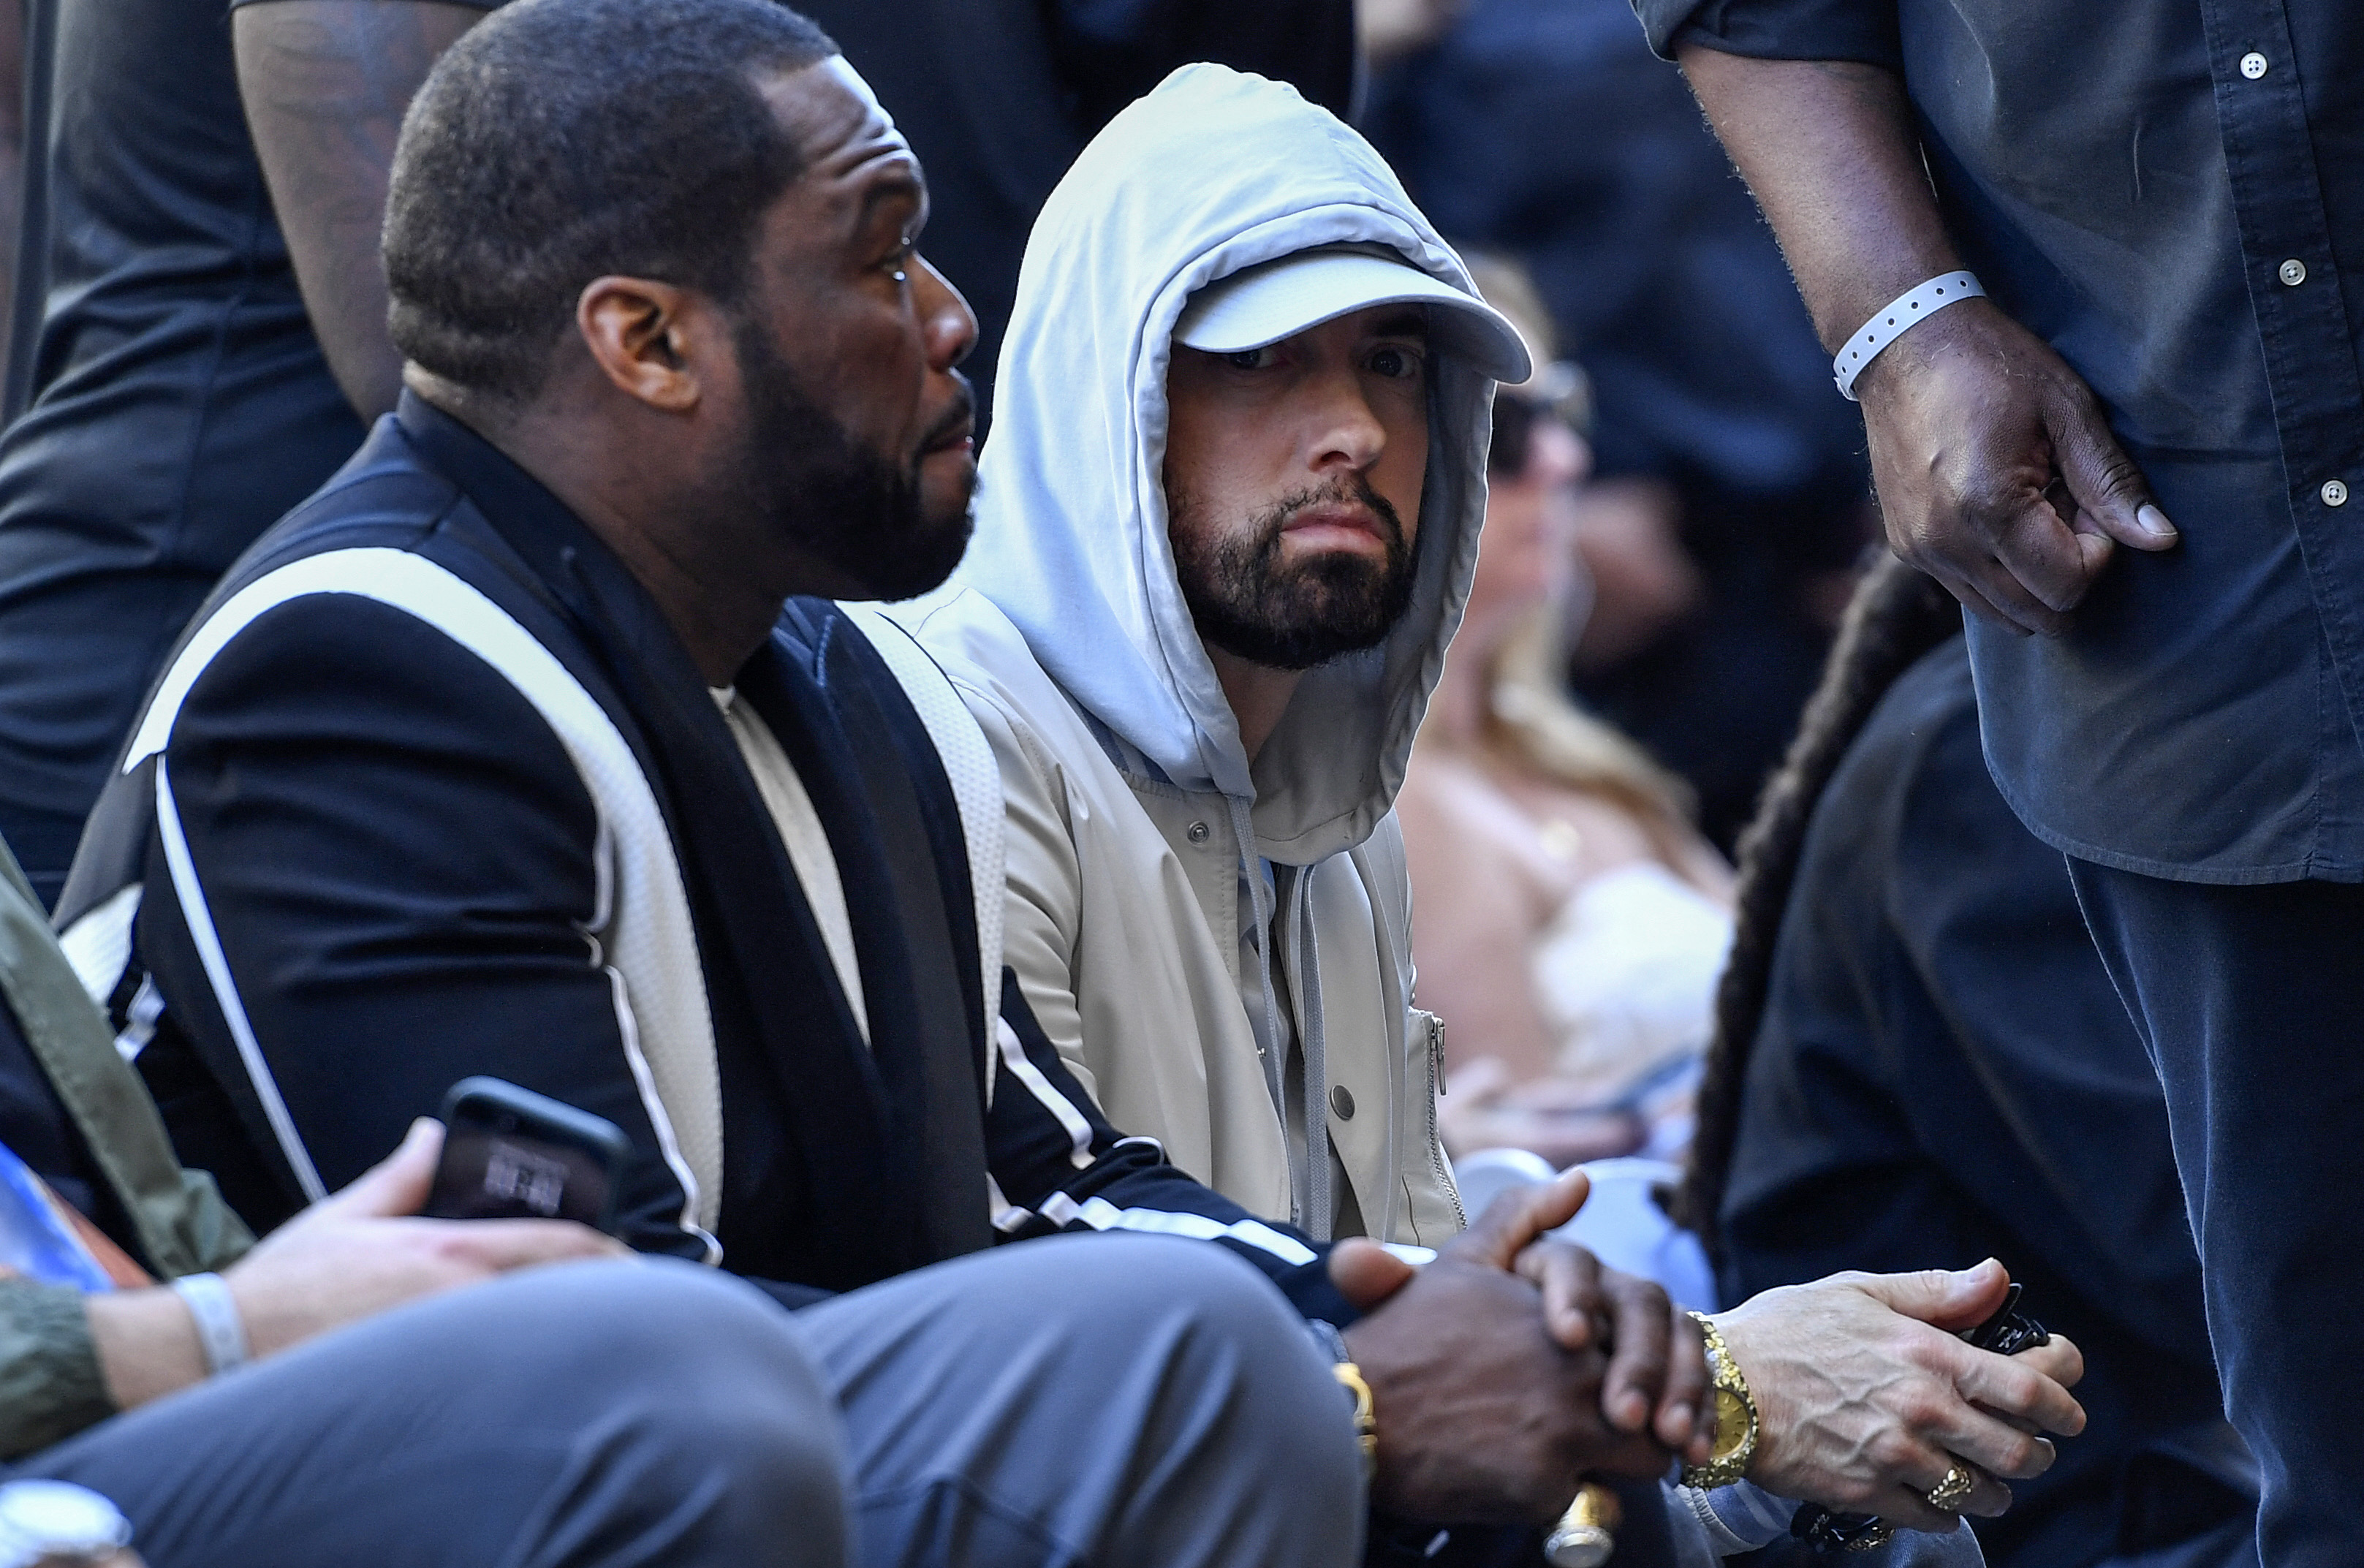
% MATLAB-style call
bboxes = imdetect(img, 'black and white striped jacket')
[55,394,1346,1314]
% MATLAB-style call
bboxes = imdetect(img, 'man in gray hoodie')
[906,63,2089,1551]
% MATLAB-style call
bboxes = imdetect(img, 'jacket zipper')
[1420,1010,1464,1229]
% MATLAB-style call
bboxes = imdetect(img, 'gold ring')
[1925,1463,1977,1512]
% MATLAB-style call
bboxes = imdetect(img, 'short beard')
[1169,475,1417,671]
[731,316,974,602]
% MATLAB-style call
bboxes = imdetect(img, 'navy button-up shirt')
[1637,0,2364,883]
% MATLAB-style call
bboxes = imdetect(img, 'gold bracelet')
[1333,1360,1378,1480]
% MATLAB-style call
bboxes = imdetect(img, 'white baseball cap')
[1173,243,1532,384]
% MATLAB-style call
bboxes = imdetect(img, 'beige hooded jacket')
[900,66,1504,1248]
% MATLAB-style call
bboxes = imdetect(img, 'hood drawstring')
[1228,794,1296,1223]
[1285,866,1335,1243]
[1233,796,1336,1241]
[1349,842,1403,1242]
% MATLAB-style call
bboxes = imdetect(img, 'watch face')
[1711,1387,1750,1460]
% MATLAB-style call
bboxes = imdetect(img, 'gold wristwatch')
[1679,1311,1759,1490]
[1332,1361,1378,1480]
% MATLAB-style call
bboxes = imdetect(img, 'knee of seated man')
[479,1259,842,1463]
[1017,1233,1300,1342]
[481,1260,850,1545]
[1018,1235,1355,1442]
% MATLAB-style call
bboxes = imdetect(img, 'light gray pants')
[25,1233,1363,1568]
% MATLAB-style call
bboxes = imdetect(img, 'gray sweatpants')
[21,1232,1363,1568]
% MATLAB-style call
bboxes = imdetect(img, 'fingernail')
[1667,1401,1695,1435]
[2137,504,2177,539]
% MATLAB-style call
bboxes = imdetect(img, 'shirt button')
[2279,258,2308,286]
[1186,820,1210,844]
[2240,51,2269,78]
[1330,1084,1356,1121]
[2325,480,2351,508]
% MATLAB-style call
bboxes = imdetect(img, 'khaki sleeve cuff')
[0,1279,115,1458]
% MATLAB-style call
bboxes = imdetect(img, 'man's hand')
[91,1120,624,1411]
[1333,1169,1712,1456]
[1857,302,2177,636]
[1330,1173,1689,1525]
[224,1118,626,1359]
[1714,1260,2086,1532]
[1500,1174,1711,1459]
[1670,48,2178,637]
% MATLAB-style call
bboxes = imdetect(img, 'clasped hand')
[1716,1265,2085,1531]
[1336,1170,1709,1524]
[1332,1170,2085,1534]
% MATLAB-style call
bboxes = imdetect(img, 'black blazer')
[58,393,1346,1315]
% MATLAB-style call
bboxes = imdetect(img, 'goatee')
[1170,476,1417,670]
[732,317,974,601]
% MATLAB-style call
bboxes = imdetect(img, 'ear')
[575,276,715,412]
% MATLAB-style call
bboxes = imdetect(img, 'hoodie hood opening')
[951,63,1501,866]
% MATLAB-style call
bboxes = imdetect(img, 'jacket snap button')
[1330,1085,1355,1120]
[1186,820,1210,844]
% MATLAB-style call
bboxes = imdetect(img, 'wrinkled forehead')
[812,57,908,159]
[761,55,922,199]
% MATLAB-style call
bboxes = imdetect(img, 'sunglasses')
[1488,360,1592,476]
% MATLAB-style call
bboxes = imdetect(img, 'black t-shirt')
[0,0,490,906]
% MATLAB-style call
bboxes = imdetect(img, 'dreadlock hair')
[1678,550,1962,1262]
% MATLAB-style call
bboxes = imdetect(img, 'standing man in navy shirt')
[0,0,491,905]
[1635,0,2359,1561]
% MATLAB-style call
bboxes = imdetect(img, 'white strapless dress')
[1528,860,1733,1155]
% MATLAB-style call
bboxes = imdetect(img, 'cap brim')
[1175,249,1533,384]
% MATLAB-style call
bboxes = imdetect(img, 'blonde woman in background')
[1400,258,1735,1172]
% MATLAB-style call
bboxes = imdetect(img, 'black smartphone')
[421,1077,632,1235]
[1962,1281,2050,1355]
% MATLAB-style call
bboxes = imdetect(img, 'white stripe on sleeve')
[126,547,724,1240]
[1039,1192,1319,1267]
[154,760,328,1204]
[997,1015,1096,1170]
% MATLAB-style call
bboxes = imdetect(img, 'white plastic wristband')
[170,1271,250,1376]
[1833,270,1985,401]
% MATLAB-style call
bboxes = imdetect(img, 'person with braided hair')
[1685,555,2252,1568]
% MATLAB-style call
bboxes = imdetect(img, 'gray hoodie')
[903,64,1493,1242]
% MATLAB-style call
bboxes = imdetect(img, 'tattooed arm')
[234,0,485,421]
